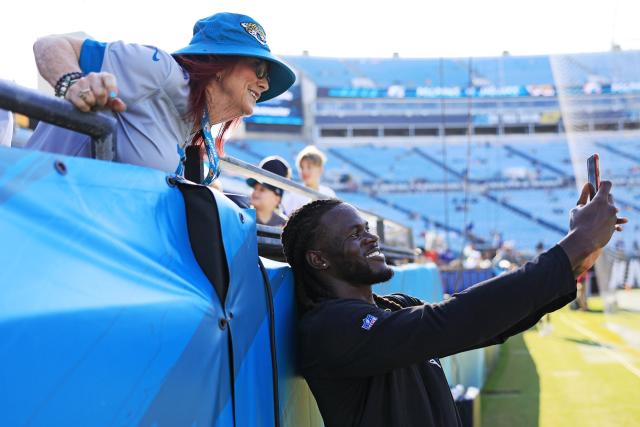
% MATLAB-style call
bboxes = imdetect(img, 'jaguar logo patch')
[241,22,267,45]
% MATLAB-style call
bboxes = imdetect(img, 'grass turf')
[481,293,640,427]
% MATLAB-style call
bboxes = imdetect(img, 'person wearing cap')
[26,13,295,184]
[246,156,290,227]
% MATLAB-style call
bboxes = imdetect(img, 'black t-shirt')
[299,245,576,427]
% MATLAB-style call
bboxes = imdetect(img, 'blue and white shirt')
[27,40,192,172]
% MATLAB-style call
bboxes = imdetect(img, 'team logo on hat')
[361,314,378,330]
[241,22,267,45]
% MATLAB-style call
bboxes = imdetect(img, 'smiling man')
[280,182,625,427]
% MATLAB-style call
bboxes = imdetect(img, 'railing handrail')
[0,80,117,160]
[221,155,413,234]
[224,156,415,257]
[222,155,328,201]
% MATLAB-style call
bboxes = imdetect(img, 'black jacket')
[299,245,576,426]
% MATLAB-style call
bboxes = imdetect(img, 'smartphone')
[587,154,600,199]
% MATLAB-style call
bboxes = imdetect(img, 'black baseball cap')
[246,156,291,197]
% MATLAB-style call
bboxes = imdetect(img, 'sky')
[2,0,640,89]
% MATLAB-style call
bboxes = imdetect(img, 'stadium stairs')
[483,191,568,235]
[368,193,487,244]
[595,141,640,164]
[503,144,569,177]
[411,147,466,181]
[326,147,380,180]
[377,146,569,242]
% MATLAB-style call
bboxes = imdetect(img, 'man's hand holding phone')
[558,155,628,278]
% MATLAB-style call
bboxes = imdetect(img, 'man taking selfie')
[281,181,625,427]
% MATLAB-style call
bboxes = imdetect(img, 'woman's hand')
[34,35,126,113]
[65,72,126,113]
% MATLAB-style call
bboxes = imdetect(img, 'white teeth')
[249,89,258,100]
[366,250,381,258]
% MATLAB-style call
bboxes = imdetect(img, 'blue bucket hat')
[173,12,296,102]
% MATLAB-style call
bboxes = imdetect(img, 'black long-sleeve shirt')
[299,245,576,427]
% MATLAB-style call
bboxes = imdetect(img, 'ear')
[214,69,228,83]
[305,249,329,271]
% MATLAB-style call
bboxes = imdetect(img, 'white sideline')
[557,314,640,379]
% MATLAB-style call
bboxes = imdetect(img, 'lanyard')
[175,111,221,185]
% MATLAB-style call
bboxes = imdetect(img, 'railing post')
[90,133,116,162]
[407,228,415,250]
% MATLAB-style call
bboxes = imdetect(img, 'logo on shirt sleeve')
[143,45,161,62]
[361,314,378,330]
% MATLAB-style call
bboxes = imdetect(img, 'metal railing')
[0,81,415,263]
[0,80,117,160]
[222,155,416,263]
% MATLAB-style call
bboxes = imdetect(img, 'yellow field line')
[557,314,640,379]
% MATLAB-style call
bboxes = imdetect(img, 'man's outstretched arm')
[304,182,625,377]
[449,180,627,352]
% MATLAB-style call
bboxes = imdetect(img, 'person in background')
[282,145,336,215]
[246,156,289,227]
[573,271,589,311]
[26,13,295,185]
[0,109,13,147]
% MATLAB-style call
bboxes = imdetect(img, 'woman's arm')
[33,35,126,113]
[33,35,85,88]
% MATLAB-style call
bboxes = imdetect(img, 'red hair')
[174,54,242,155]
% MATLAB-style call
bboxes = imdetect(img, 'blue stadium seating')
[324,141,572,183]
[384,190,561,247]
[285,55,559,88]
[236,49,640,253]
[285,51,640,89]
[330,145,435,182]
[227,135,638,253]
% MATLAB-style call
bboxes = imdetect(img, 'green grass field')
[481,291,640,427]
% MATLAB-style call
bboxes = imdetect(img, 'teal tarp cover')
[0,148,276,426]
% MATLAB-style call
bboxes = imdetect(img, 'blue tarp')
[0,148,273,426]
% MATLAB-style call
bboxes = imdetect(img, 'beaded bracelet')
[54,71,84,98]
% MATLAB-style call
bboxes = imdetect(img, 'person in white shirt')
[281,145,336,215]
